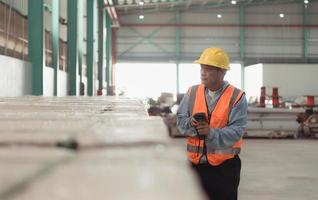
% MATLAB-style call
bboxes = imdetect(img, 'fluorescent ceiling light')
[139,15,144,19]
[304,0,309,4]
[139,1,144,5]
[231,0,237,5]
[279,13,284,18]
[217,14,222,18]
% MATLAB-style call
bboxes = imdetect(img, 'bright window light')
[179,64,201,93]
[115,63,176,99]
[115,63,243,99]
[217,14,222,18]
[244,63,263,100]
[279,13,284,18]
[139,15,144,19]
[225,63,242,89]
[231,0,237,5]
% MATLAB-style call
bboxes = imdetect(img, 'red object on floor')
[306,96,314,107]
[272,87,279,108]
[259,86,266,107]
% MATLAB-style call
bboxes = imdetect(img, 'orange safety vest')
[187,84,244,166]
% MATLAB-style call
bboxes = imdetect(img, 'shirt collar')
[206,81,229,95]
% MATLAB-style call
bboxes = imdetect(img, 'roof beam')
[104,0,120,27]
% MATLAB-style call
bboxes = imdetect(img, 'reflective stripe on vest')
[186,84,244,166]
[187,145,240,154]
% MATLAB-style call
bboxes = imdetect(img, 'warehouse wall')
[0,55,31,96]
[0,55,74,96]
[244,63,318,99]
[43,67,69,96]
[0,0,27,15]
[43,67,54,96]
[262,63,318,98]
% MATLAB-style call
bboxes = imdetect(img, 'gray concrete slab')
[0,96,205,200]
[76,116,170,148]
[0,96,146,114]
[0,148,74,200]
[0,97,150,146]
[12,146,206,200]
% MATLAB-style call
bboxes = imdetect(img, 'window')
[115,62,242,99]
[115,63,176,99]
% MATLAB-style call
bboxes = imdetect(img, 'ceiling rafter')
[114,0,318,15]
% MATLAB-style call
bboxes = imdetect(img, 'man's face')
[200,64,221,87]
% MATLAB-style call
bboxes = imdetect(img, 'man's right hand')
[196,122,210,136]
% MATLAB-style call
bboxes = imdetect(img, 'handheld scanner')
[193,112,207,122]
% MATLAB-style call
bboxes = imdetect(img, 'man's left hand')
[196,122,210,136]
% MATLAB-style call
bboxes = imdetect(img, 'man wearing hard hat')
[177,47,247,200]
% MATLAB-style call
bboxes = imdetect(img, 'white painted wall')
[43,67,54,96]
[43,72,82,96]
[244,63,318,99]
[0,55,32,96]
[262,64,318,97]
[0,55,86,97]
[58,71,68,96]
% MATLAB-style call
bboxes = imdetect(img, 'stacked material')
[0,96,205,200]
[246,107,304,138]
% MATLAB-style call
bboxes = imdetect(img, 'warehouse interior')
[0,0,318,199]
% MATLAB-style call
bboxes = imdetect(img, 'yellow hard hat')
[194,47,230,70]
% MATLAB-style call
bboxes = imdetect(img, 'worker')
[176,47,247,200]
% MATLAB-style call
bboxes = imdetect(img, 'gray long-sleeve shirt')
[176,81,248,150]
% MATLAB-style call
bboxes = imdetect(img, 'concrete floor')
[171,138,318,200]
[0,96,317,200]
[240,139,318,200]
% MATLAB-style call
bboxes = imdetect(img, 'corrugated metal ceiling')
[112,0,315,15]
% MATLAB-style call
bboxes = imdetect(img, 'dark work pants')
[191,155,241,200]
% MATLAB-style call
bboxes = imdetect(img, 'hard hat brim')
[194,59,230,70]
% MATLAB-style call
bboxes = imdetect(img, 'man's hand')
[196,122,210,136]
[190,115,209,136]
[190,116,199,127]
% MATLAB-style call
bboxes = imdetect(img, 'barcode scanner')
[193,112,207,122]
[192,112,207,139]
